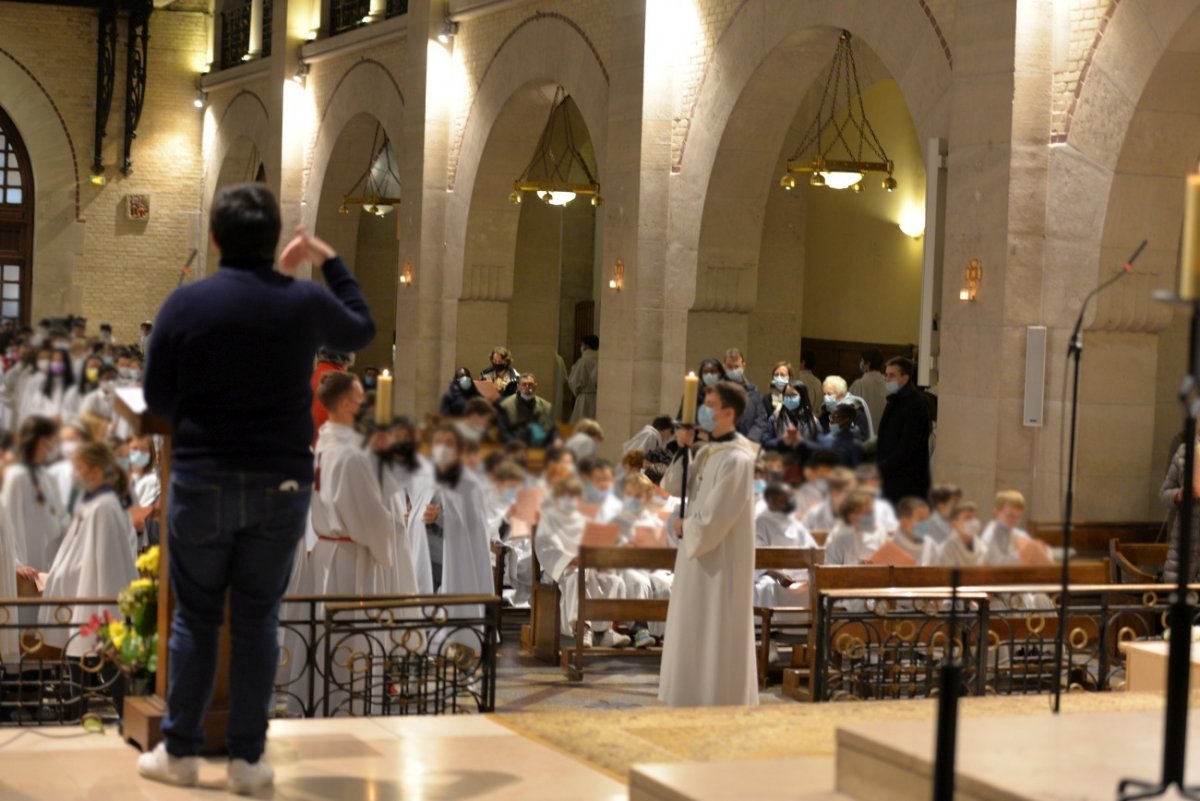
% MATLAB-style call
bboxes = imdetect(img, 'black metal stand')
[1053,240,1145,714]
[1117,298,1200,801]
[679,446,690,519]
[932,569,962,801]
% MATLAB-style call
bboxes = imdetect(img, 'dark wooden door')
[0,107,33,325]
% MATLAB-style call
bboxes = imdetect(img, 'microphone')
[1069,239,1146,354]
[1123,239,1147,272]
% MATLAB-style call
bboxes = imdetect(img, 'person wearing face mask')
[0,343,32,429]
[824,488,887,566]
[98,323,114,344]
[47,422,94,520]
[849,348,888,434]
[128,435,162,550]
[567,335,600,425]
[579,458,623,521]
[659,380,759,707]
[719,348,768,443]
[977,490,1048,568]
[876,357,932,505]
[69,337,91,384]
[79,364,120,440]
[923,502,983,567]
[802,467,857,533]
[453,398,497,445]
[623,415,676,458]
[534,476,630,647]
[793,449,844,517]
[479,346,520,398]
[22,347,75,423]
[765,362,796,415]
[440,366,483,417]
[926,484,961,545]
[310,372,405,599]
[610,473,668,649]
[891,496,931,561]
[1,416,68,576]
[496,374,558,447]
[38,442,137,657]
[429,425,493,648]
[14,346,53,428]
[754,483,818,611]
[762,381,818,454]
[66,355,104,420]
[818,375,874,440]
[372,417,437,594]
[816,403,865,467]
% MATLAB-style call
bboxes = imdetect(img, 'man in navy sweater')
[138,183,374,793]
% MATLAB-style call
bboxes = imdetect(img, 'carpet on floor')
[490,691,1186,782]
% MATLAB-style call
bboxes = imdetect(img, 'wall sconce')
[959,258,982,301]
[608,258,624,292]
[899,207,925,239]
[437,19,458,44]
[292,61,310,86]
[398,260,414,288]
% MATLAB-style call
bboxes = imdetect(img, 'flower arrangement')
[82,546,160,677]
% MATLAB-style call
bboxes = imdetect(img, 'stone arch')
[668,2,953,337]
[0,48,84,319]
[442,16,609,382]
[200,89,272,273]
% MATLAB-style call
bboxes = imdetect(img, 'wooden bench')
[1029,521,1163,556]
[780,561,1110,701]
[1109,540,1168,583]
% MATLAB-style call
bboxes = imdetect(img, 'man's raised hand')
[279,226,336,274]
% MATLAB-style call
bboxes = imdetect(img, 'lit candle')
[375,369,394,427]
[1182,173,1200,301]
[681,371,699,425]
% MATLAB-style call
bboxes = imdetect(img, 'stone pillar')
[248,0,264,58]
[394,0,451,418]
[595,0,679,455]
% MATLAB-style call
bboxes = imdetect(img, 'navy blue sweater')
[144,256,374,483]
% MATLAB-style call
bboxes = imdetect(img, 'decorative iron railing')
[218,0,252,70]
[813,583,1200,702]
[0,594,499,726]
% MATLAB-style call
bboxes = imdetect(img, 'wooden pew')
[520,525,562,663]
[1029,520,1163,556]
[1109,540,1167,583]
[560,546,824,682]
[752,547,826,688]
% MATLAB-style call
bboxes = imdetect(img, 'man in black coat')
[876,356,931,504]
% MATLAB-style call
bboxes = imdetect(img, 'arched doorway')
[0,106,33,324]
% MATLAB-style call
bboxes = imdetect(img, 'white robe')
[802,499,838,534]
[926,511,953,544]
[309,423,397,598]
[567,349,598,425]
[534,505,622,636]
[754,509,818,609]
[660,435,759,708]
[891,530,926,562]
[622,425,663,457]
[923,531,980,567]
[435,467,494,649]
[0,510,20,662]
[79,387,115,424]
[824,521,888,566]
[563,432,598,462]
[380,457,437,595]
[1,463,67,570]
[39,491,137,657]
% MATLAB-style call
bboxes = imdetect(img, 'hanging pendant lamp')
[510,86,601,207]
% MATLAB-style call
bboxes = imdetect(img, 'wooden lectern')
[115,388,232,753]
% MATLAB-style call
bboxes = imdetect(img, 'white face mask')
[960,518,982,538]
[99,380,115,394]
[519,391,535,402]
[36,359,50,373]
[554,496,577,515]
[431,443,455,469]
[61,440,80,460]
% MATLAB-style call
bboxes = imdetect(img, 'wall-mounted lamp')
[899,208,925,239]
[399,260,414,288]
[89,173,107,187]
[437,19,458,44]
[959,258,982,301]
[608,258,624,292]
[292,61,310,86]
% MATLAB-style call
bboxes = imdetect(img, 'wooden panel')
[801,337,916,382]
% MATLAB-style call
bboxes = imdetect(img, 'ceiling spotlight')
[292,62,309,86]
[437,19,458,44]
[193,89,206,109]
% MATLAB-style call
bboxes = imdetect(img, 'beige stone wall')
[0,5,207,341]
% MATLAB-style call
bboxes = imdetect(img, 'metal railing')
[218,0,252,70]
[0,593,500,726]
[812,583,1200,702]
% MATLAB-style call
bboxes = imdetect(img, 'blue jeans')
[161,470,311,761]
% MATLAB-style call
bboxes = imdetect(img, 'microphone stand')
[932,569,962,801]
[1052,239,1146,715]
[1118,295,1200,800]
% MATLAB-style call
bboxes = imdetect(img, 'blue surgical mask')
[771,376,788,391]
[584,483,608,504]
[913,521,933,541]
[623,497,643,516]
[858,513,875,530]
[725,367,744,382]
[753,479,766,495]
[457,375,473,391]
[501,487,518,504]
[701,372,720,387]
[885,381,900,395]
[129,450,150,469]
[823,395,837,410]
[782,395,800,411]
[697,404,717,433]
[116,456,131,472]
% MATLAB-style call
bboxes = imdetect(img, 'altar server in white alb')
[660,381,758,708]
[376,418,437,595]
[754,483,818,608]
[429,424,493,602]
[309,372,404,596]
[39,442,137,656]
[2,416,68,573]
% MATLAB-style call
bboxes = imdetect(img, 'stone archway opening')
[206,135,265,276]
[0,105,34,324]
[456,84,599,420]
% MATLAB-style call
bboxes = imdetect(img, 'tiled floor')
[0,716,626,801]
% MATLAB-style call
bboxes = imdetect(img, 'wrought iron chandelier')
[510,86,601,207]
[780,30,896,193]
[340,124,402,217]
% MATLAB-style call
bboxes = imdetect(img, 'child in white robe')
[754,483,818,609]
[792,450,842,518]
[925,484,962,545]
[581,458,623,521]
[854,464,899,534]
[376,419,437,595]
[534,476,628,647]
[39,442,137,657]
[978,490,1053,610]
[802,467,857,534]
[824,488,888,566]
[22,348,74,423]
[613,473,667,648]
[922,502,982,567]
[47,422,92,521]
[891,496,931,562]
[430,424,493,629]
[2,416,68,574]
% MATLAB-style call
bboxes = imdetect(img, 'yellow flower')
[136,546,160,577]
[108,620,127,650]
[129,578,154,594]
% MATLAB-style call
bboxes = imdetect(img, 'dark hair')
[582,335,599,350]
[697,357,725,379]
[801,349,815,370]
[544,446,571,466]
[483,451,508,473]
[18,416,59,466]
[76,441,130,499]
[929,483,962,506]
[763,482,791,507]
[805,448,843,470]
[209,182,282,262]
[582,457,613,477]
[886,356,915,377]
[41,347,75,398]
[464,397,495,419]
[316,348,352,367]
[317,370,358,411]
[897,496,930,519]
[432,423,465,453]
[705,381,747,421]
[651,415,675,432]
[862,349,884,371]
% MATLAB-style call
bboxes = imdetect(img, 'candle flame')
[382,370,390,378]
[687,371,696,378]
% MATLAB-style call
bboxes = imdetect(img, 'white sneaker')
[136,742,198,787]
[582,627,594,648]
[599,629,632,648]
[228,757,274,795]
